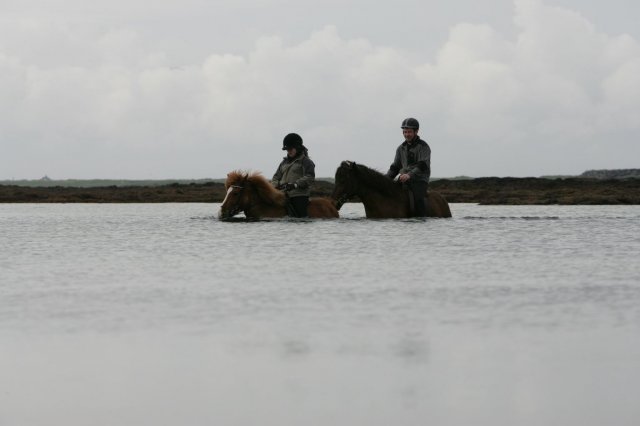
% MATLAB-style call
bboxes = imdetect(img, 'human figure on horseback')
[271,133,315,217]
[385,118,431,217]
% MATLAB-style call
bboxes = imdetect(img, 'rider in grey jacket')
[271,133,315,217]
[386,118,431,217]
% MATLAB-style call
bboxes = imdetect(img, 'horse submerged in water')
[218,171,339,220]
[331,161,452,218]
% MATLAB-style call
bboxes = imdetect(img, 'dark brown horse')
[331,161,452,218]
[218,171,339,220]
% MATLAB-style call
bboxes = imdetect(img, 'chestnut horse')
[218,171,339,220]
[331,161,452,218]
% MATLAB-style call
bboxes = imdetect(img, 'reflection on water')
[1,203,640,426]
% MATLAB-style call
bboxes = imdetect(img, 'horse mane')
[348,162,401,198]
[226,170,285,206]
[225,170,246,188]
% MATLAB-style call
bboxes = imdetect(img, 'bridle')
[333,178,356,211]
[222,184,246,218]
[333,164,356,211]
[334,191,352,211]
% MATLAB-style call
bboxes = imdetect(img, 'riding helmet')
[401,117,419,130]
[282,133,303,150]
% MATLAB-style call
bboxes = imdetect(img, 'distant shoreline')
[1,177,638,205]
[3,168,638,188]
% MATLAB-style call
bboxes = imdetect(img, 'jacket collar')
[283,152,305,162]
[402,136,421,147]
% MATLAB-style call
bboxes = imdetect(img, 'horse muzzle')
[332,194,351,211]
[218,206,241,220]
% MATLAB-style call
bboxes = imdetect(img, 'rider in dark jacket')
[271,133,315,217]
[386,118,431,217]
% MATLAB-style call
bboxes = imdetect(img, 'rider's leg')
[410,181,428,217]
[288,196,309,217]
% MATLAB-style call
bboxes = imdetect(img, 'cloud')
[1,0,639,179]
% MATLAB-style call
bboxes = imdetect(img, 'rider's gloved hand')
[283,183,297,191]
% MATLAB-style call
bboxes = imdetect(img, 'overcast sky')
[1,0,639,179]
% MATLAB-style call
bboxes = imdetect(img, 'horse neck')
[244,183,286,218]
[351,174,408,218]
[354,175,404,205]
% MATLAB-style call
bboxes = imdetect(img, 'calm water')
[2,203,640,426]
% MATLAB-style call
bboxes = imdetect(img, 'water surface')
[2,203,639,425]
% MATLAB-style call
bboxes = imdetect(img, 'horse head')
[331,160,359,210]
[218,172,250,219]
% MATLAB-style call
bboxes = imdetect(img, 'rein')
[334,193,351,211]
[226,184,247,217]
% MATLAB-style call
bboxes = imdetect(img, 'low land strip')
[1,178,638,204]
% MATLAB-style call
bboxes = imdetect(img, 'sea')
[1,203,639,426]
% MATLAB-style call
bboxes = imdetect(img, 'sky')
[1,0,639,179]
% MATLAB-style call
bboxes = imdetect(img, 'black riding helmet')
[401,117,419,130]
[282,133,303,150]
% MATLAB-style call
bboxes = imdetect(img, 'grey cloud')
[0,0,638,179]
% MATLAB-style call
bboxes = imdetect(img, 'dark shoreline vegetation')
[1,177,639,205]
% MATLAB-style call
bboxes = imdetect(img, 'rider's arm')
[408,144,431,179]
[386,147,402,179]
[294,157,315,189]
[271,160,284,187]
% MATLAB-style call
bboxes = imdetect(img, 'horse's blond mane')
[225,170,246,188]
[225,170,285,206]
